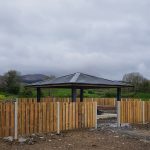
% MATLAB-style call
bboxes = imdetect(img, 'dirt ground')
[0,127,150,150]
[0,118,150,150]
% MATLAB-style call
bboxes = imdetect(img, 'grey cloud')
[0,0,150,80]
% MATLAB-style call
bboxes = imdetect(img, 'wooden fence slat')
[75,102,78,129]
[59,102,63,131]
[42,103,46,133]
[38,103,42,133]
[10,103,14,136]
[65,103,69,130]
[62,103,66,130]
[72,103,75,129]
[50,103,53,132]
[69,103,72,130]
[46,103,50,132]
[53,103,57,131]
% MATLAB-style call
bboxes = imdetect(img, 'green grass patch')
[0,88,150,101]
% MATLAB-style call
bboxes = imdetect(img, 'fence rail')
[0,101,97,138]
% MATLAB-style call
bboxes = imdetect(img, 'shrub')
[0,94,6,100]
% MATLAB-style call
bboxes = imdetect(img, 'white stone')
[18,137,27,143]
[3,136,13,142]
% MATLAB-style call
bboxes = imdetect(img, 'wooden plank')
[129,101,132,123]
[34,103,38,133]
[69,103,72,130]
[65,103,69,130]
[22,102,25,135]
[10,103,14,136]
[17,102,20,136]
[46,103,50,132]
[92,102,95,127]
[87,102,90,128]
[62,103,66,130]
[84,103,87,128]
[29,103,33,134]
[78,103,82,128]
[91,102,94,127]
[53,102,57,131]
[38,103,42,133]
[42,103,46,133]
[81,103,84,128]
[5,103,10,136]
[25,103,29,135]
[2,103,6,137]
[50,103,54,132]
[120,101,122,123]
[72,103,75,129]
[89,103,92,128]
[59,102,63,131]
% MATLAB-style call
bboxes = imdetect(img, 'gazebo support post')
[117,87,121,127]
[37,87,41,102]
[80,88,84,102]
[72,87,77,102]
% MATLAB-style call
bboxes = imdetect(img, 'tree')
[3,70,21,94]
[139,79,150,92]
[122,72,150,92]
[20,87,33,97]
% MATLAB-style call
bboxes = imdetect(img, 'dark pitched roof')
[28,72,133,88]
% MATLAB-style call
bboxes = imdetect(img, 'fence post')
[95,102,97,129]
[14,98,18,140]
[142,101,145,124]
[57,102,60,134]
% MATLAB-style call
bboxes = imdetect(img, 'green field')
[0,88,150,101]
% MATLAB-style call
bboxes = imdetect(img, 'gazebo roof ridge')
[75,72,120,83]
[69,72,81,83]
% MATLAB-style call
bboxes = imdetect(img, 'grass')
[0,88,150,101]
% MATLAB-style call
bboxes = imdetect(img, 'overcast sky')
[0,0,150,80]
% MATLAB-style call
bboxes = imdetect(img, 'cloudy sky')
[0,0,150,80]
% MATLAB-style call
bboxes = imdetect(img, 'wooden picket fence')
[120,100,150,123]
[0,101,97,138]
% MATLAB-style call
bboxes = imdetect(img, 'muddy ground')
[0,119,149,150]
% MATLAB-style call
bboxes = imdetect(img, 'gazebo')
[28,72,132,127]
[28,72,132,102]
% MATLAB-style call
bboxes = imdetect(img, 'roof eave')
[26,82,133,88]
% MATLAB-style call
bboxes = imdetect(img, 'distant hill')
[21,74,51,84]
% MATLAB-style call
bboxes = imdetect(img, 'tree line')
[0,70,150,97]
[0,70,54,97]
[122,72,150,92]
